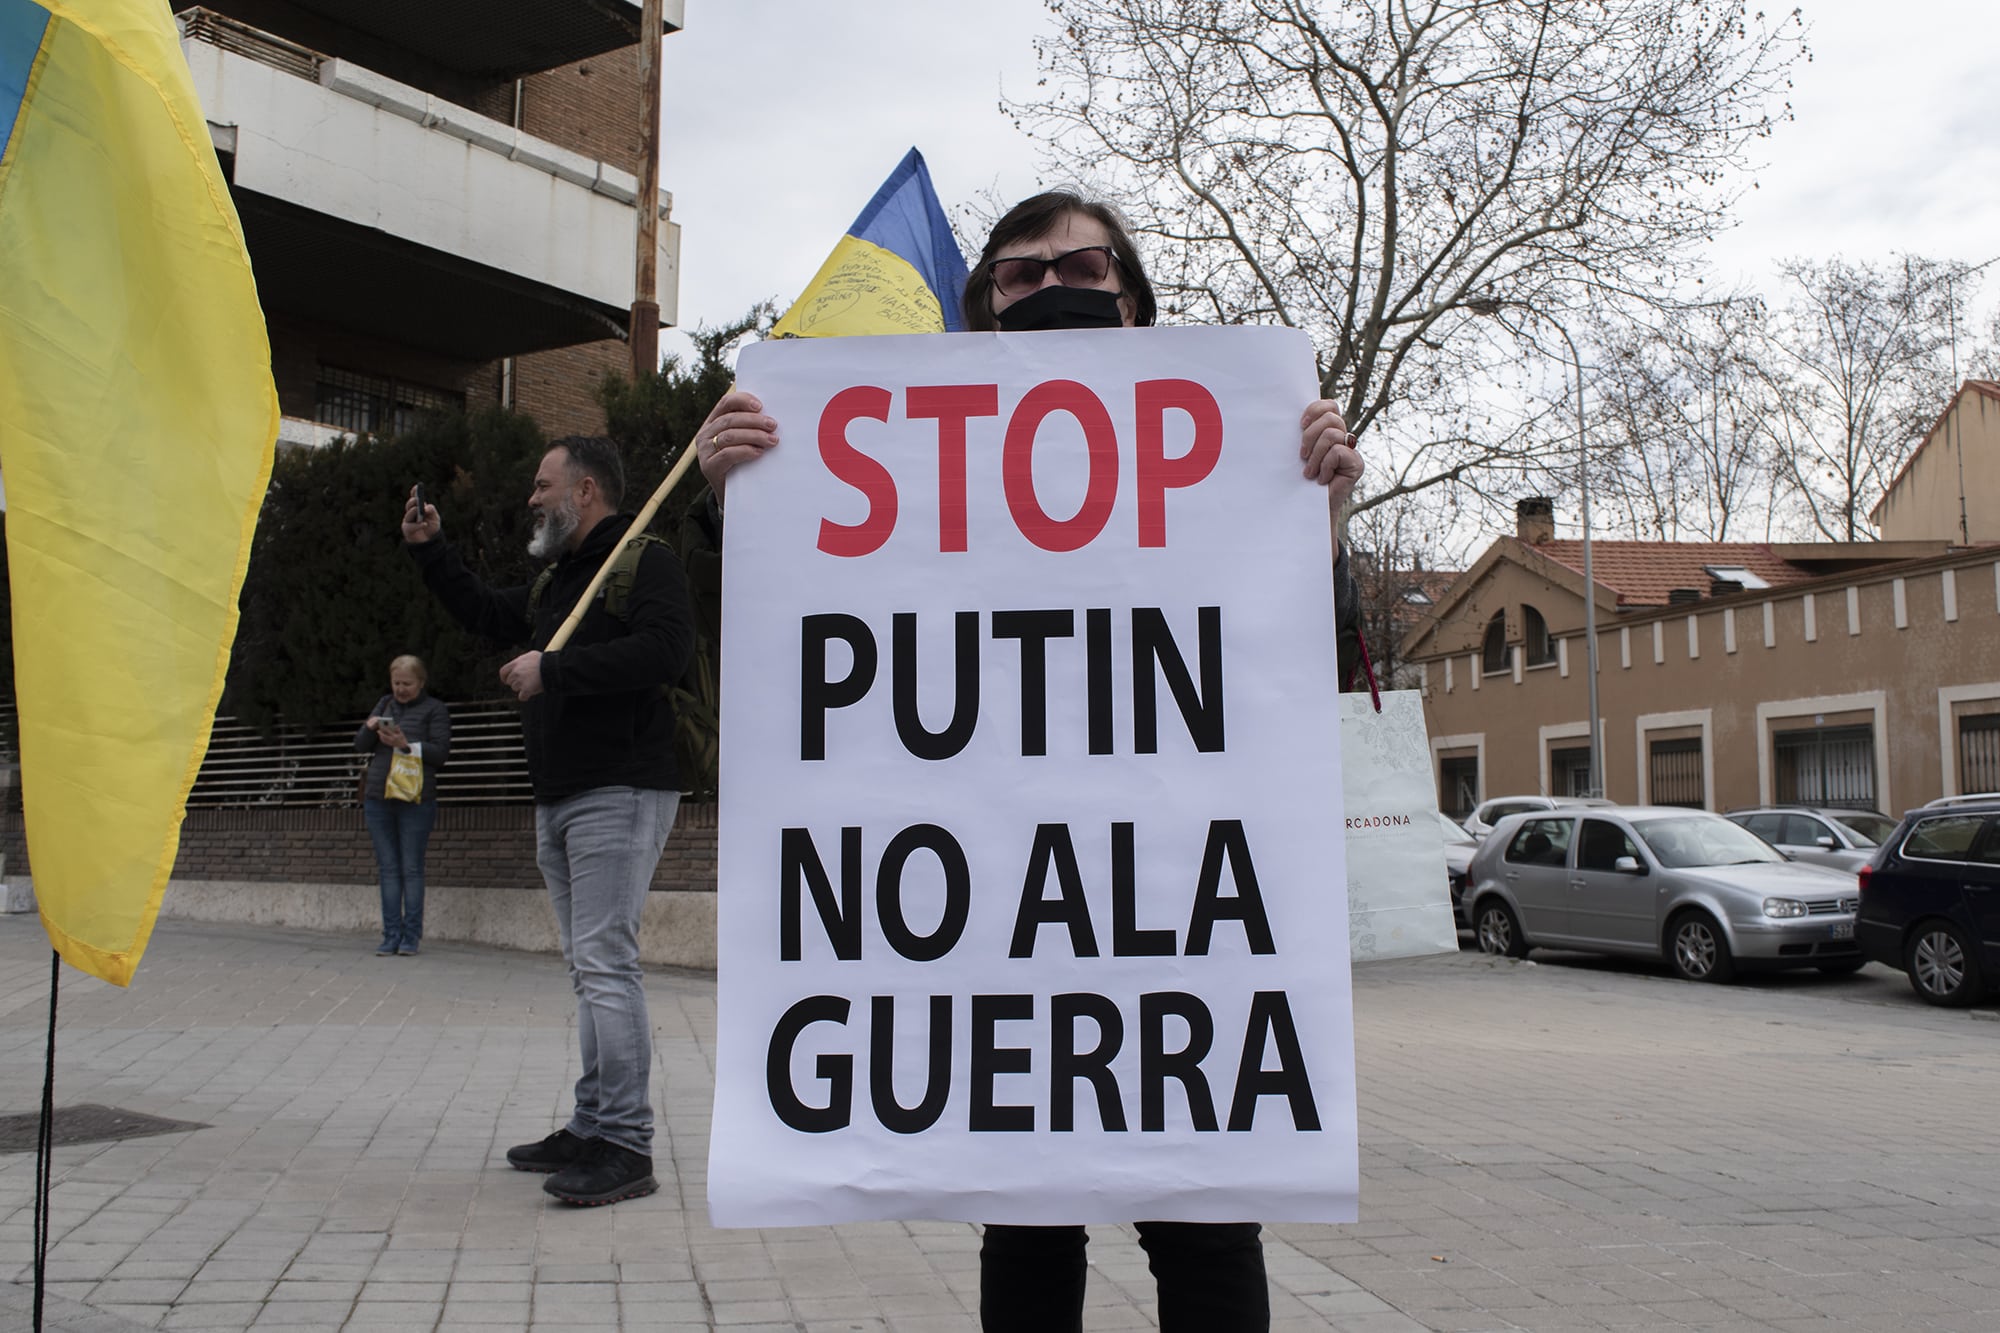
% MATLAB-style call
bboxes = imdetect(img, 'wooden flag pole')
[545,444,699,652]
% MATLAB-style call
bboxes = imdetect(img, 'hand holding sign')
[694,390,781,501]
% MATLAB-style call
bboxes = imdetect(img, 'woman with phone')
[355,654,451,955]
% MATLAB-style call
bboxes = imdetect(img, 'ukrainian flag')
[1,0,278,986]
[770,147,970,338]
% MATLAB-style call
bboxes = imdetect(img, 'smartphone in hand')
[412,483,427,516]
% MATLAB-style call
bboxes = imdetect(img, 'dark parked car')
[1463,806,1861,982]
[1724,805,1896,873]
[1855,800,2000,1006]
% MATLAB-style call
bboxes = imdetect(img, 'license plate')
[1830,921,1854,939]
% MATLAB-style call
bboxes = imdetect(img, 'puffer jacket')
[353,692,451,802]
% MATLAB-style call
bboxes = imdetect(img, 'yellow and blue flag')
[770,147,969,338]
[1,0,278,986]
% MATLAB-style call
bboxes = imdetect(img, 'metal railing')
[177,8,324,81]
[0,701,527,809]
[189,702,531,807]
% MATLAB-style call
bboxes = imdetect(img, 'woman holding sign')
[693,191,1365,1333]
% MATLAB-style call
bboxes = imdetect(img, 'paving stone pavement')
[3,913,1999,1331]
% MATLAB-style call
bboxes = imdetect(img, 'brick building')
[173,1,684,441]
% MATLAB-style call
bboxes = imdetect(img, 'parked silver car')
[1463,806,1863,982]
[1461,794,1614,840]
[1724,806,1896,873]
[1922,792,2000,810]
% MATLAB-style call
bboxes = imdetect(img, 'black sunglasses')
[988,245,1122,299]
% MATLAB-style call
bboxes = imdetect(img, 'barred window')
[1439,754,1478,820]
[1522,604,1556,666]
[1551,745,1592,798]
[1961,715,2000,796]
[315,366,462,437]
[1481,610,1508,674]
[1649,737,1704,808]
[1773,725,1875,809]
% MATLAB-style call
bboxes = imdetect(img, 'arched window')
[1481,610,1508,674]
[1522,604,1557,667]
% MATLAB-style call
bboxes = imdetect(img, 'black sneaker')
[505,1127,594,1174]
[542,1139,658,1206]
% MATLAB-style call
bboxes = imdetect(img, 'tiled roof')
[1528,540,1815,607]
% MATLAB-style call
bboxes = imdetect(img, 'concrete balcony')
[275,416,349,450]
[181,14,678,362]
[181,0,687,81]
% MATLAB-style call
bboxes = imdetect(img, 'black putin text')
[759,605,1325,1137]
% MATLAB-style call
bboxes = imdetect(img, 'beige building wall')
[1418,550,2000,815]
[1875,384,2000,543]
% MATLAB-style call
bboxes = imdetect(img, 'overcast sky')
[657,0,2000,357]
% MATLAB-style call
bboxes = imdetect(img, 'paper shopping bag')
[1341,690,1458,961]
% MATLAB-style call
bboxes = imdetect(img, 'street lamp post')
[1471,299,1602,797]
[1548,319,1603,799]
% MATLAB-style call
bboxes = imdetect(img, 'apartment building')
[172,0,684,442]
[1403,502,1998,819]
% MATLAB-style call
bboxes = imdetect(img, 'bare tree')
[1753,255,1971,540]
[1583,301,1775,540]
[1345,496,1481,688]
[1962,285,2000,382]
[1012,0,1807,515]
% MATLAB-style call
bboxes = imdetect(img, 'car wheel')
[1475,899,1528,959]
[1816,958,1867,976]
[1668,911,1737,983]
[1906,920,1985,1007]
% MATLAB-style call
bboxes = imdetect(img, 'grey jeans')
[535,785,679,1156]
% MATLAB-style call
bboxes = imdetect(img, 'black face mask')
[994,285,1125,332]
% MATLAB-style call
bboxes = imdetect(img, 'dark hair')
[962,190,1156,332]
[548,435,626,510]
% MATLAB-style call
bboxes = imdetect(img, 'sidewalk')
[6,914,2000,1331]
[0,917,1415,1332]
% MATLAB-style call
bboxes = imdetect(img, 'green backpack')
[526,533,670,626]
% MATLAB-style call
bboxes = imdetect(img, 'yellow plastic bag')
[385,750,424,803]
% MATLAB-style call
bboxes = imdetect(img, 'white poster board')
[709,325,1357,1227]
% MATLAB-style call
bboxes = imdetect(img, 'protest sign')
[709,325,1357,1227]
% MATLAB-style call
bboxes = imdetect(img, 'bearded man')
[402,435,695,1206]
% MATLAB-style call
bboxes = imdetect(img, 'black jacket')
[409,514,695,801]
[1331,543,1365,692]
